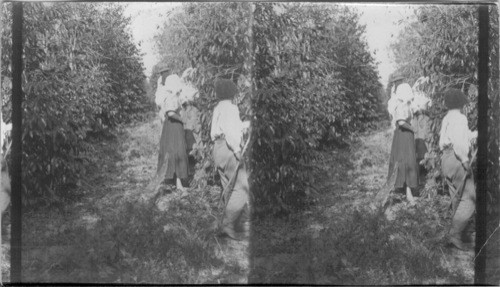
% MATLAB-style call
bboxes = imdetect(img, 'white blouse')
[439,109,477,163]
[156,78,181,122]
[211,100,250,154]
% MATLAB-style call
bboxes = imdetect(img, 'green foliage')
[251,197,469,284]
[22,187,225,283]
[154,2,254,188]
[154,3,383,214]
[1,3,151,204]
[251,3,383,214]
[391,5,499,218]
[82,191,221,283]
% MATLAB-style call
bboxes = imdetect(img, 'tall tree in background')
[154,3,383,214]
[1,3,150,204]
[251,3,383,213]
[153,2,254,189]
[391,5,499,243]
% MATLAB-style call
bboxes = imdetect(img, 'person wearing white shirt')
[439,88,477,250]
[156,74,185,124]
[211,79,250,241]
[155,69,188,192]
[387,81,419,205]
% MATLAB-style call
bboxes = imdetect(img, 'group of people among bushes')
[386,73,477,250]
[154,67,200,192]
[153,62,479,247]
[154,68,250,241]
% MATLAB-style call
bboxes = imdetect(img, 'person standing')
[386,73,405,123]
[410,78,433,185]
[439,88,477,250]
[156,71,189,192]
[211,79,250,241]
[387,81,419,205]
[179,84,201,180]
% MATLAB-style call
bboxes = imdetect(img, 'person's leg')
[406,186,415,205]
[222,167,249,240]
[213,139,248,240]
[449,177,475,249]
[442,149,475,249]
[176,176,186,191]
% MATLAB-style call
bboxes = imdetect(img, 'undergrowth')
[23,186,224,284]
[318,206,468,284]
[250,126,472,284]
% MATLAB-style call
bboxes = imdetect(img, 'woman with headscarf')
[155,71,189,192]
[387,79,419,205]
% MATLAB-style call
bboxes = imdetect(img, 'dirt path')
[21,114,249,284]
[250,126,473,284]
[9,118,479,284]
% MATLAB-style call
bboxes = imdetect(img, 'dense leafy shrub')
[1,3,151,204]
[251,3,383,213]
[80,190,221,283]
[154,3,383,214]
[391,5,499,217]
[154,2,254,189]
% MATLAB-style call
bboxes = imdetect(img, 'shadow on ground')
[248,126,473,285]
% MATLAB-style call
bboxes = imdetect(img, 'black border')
[475,4,489,285]
[4,1,498,285]
[10,2,22,284]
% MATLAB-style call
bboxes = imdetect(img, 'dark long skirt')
[157,117,188,180]
[388,126,419,189]
[415,138,428,163]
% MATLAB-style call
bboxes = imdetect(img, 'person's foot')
[221,226,245,241]
[176,185,187,192]
[406,187,416,205]
[176,178,187,192]
[407,197,417,206]
[462,232,476,244]
[178,188,189,197]
[447,236,473,251]
[155,184,174,196]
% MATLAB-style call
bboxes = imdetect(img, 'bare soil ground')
[16,114,249,284]
[3,117,496,284]
[249,126,474,284]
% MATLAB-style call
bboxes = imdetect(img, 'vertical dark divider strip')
[474,4,489,285]
[10,1,23,284]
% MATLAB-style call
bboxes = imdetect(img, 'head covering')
[181,68,196,82]
[158,66,170,73]
[163,74,184,94]
[390,72,405,83]
[215,79,238,100]
[444,88,468,109]
[179,85,199,105]
[394,83,414,103]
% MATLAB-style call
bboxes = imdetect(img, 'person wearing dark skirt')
[179,79,201,180]
[387,82,419,205]
[156,72,188,191]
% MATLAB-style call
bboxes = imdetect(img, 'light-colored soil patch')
[21,114,248,284]
[251,126,473,284]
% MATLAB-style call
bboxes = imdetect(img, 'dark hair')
[215,79,238,100]
[444,88,468,109]
[386,79,404,98]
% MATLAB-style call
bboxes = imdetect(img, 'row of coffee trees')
[1,3,152,205]
[390,6,499,227]
[154,2,385,215]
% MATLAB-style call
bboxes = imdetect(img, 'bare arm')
[167,111,183,123]
[397,120,415,133]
